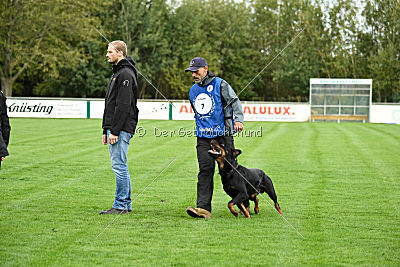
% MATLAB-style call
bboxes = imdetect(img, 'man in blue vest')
[185,57,244,218]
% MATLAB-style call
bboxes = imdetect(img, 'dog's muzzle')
[209,140,222,156]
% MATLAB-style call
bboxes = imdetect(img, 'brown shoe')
[99,208,131,215]
[186,206,211,218]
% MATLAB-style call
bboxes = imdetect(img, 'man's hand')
[234,122,244,132]
[1,157,4,162]
[108,133,119,145]
[102,134,107,145]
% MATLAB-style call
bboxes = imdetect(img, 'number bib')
[189,77,225,138]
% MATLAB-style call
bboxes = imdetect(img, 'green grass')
[0,118,399,266]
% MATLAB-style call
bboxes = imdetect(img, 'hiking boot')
[186,206,211,218]
[99,208,132,215]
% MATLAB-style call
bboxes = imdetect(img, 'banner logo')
[8,102,53,115]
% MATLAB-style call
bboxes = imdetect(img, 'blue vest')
[189,77,225,138]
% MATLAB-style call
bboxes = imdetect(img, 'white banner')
[370,104,400,124]
[171,102,195,120]
[242,103,310,121]
[12,98,399,124]
[137,101,170,120]
[88,100,170,120]
[7,99,87,118]
[89,100,104,119]
[172,102,310,122]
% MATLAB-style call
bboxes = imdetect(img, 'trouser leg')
[196,138,215,212]
[195,136,235,212]
[108,130,133,210]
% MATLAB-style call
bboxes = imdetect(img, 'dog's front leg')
[228,202,239,217]
[229,191,251,218]
[238,203,251,218]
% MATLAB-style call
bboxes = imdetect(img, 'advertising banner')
[89,100,104,119]
[370,104,400,124]
[171,102,195,120]
[172,102,310,122]
[7,98,87,118]
[242,103,310,122]
[137,101,170,120]
[88,100,170,120]
[9,98,397,124]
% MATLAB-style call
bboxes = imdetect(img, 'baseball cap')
[185,57,208,72]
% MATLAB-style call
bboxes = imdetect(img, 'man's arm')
[220,80,244,131]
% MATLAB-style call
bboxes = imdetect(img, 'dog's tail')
[262,173,283,214]
[274,202,283,215]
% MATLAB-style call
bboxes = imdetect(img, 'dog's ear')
[232,149,242,157]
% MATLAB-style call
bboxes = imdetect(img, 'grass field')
[0,118,399,266]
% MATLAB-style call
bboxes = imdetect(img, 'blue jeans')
[107,130,133,210]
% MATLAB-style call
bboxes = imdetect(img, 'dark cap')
[185,57,208,72]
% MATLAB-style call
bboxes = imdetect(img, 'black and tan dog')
[208,139,283,218]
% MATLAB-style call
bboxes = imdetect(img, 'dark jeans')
[196,136,235,212]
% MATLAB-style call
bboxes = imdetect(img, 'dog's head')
[208,139,242,170]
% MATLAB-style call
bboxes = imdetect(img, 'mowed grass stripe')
[337,124,400,217]
[233,122,281,166]
[363,123,400,144]
[309,123,399,264]
[9,118,101,144]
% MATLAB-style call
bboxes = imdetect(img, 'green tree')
[163,0,223,99]
[164,0,258,99]
[362,0,400,102]
[250,0,318,101]
[0,0,102,96]
[34,40,110,97]
[116,0,172,99]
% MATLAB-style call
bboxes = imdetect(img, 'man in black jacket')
[100,40,139,214]
[0,90,11,169]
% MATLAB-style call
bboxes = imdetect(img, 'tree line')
[1,0,399,102]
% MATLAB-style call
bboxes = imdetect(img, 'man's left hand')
[108,134,119,145]
[234,122,244,132]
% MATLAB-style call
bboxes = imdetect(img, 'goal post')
[310,78,372,122]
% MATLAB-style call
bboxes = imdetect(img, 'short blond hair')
[109,40,127,57]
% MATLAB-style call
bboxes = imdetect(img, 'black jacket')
[102,57,139,136]
[0,91,10,158]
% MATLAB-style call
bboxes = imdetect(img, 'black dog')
[208,139,283,218]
